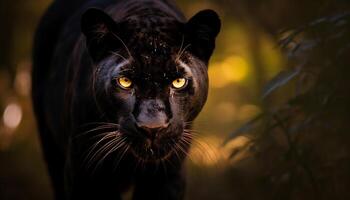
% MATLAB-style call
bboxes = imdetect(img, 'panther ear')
[185,9,221,63]
[81,8,121,62]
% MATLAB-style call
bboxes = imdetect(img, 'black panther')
[32,0,220,199]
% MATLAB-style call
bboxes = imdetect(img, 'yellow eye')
[172,78,187,89]
[117,77,132,89]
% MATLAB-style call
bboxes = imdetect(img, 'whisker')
[175,35,185,71]
[175,139,194,163]
[181,129,219,166]
[154,159,161,174]
[184,129,201,136]
[110,32,133,60]
[171,139,182,164]
[88,131,117,140]
[139,157,146,171]
[177,35,185,57]
[110,51,129,62]
[84,132,119,166]
[184,120,195,125]
[133,156,143,172]
[94,137,127,169]
[79,122,120,129]
[86,139,121,169]
[160,142,176,170]
[113,143,130,171]
[88,136,122,170]
[75,124,119,139]
[184,134,219,166]
[116,68,134,73]
[160,158,168,176]
[176,43,191,62]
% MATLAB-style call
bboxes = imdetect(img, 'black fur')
[32,0,220,199]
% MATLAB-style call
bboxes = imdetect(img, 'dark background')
[1,0,350,199]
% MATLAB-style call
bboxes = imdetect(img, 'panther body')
[32,0,220,199]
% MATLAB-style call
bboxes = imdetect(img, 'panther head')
[80,8,220,162]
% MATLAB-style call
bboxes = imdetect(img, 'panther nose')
[136,123,169,139]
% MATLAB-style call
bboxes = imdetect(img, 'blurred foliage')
[1,0,350,200]
[225,6,350,200]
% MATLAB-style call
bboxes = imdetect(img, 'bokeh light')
[209,55,250,88]
[214,102,237,123]
[3,103,23,130]
[15,64,32,96]
[238,104,261,121]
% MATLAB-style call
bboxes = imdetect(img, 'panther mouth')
[128,136,188,163]
[129,138,176,162]
[118,124,192,163]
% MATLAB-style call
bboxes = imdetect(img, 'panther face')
[80,8,220,162]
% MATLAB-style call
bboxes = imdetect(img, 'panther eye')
[172,78,187,89]
[117,76,133,89]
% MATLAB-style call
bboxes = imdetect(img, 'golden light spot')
[208,63,228,88]
[224,136,252,165]
[190,136,222,167]
[221,56,249,82]
[3,103,22,129]
[238,104,261,121]
[215,102,237,122]
[117,77,132,89]
[209,56,249,88]
[172,78,187,89]
[15,68,31,96]
[225,136,251,150]
[189,135,253,167]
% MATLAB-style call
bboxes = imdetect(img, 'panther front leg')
[132,168,186,200]
[64,148,124,200]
